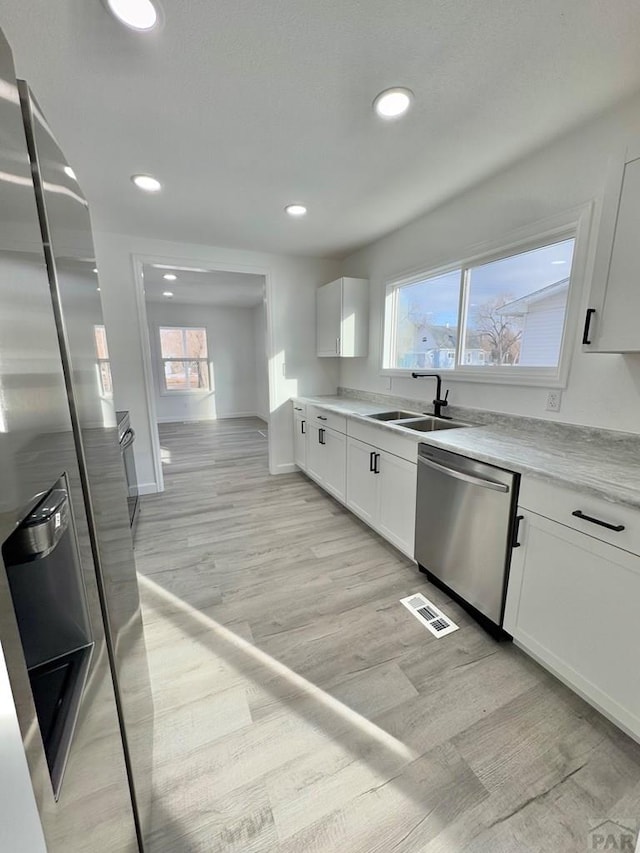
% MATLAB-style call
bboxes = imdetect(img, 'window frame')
[157,324,211,395]
[380,206,592,388]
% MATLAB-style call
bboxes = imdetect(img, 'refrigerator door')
[0,27,138,852]
[18,82,154,843]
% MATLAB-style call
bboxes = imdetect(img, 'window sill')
[379,367,566,389]
[159,389,213,397]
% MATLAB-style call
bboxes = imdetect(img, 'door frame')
[130,251,275,492]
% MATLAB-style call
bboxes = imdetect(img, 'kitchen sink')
[399,418,469,432]
[366,410,421,421]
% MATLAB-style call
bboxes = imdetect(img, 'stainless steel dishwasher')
[415,443,520,637]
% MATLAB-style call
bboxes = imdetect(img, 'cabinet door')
[504,510,640,740]
[306,423,325,484]
[293,414,307,470]
[376,451,417,558]
[322,427,347,503]
[346,437,378,525]
[587,151,640,352]
[317,279,342,357]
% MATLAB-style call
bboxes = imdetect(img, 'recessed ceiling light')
[551,260,567,265]
[163,273,177,281]
[285,204,307,217]
[93,267,98,273]
[105,0,158,31]
[163,291,174,298]
[373,87,414,119]
[97,287,101,292]
[131,174,162,193]
[64,165,77,180]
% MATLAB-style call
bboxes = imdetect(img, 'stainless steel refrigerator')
[0,27,153,851]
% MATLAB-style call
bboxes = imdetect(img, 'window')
[94,325,113,396]
[383,236,576,379]
[159,327,210,392]
[387,268,461,371]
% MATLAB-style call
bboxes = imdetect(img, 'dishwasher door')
[415,444,518,627]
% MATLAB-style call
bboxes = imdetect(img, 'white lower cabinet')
[346,436,416,558]
[346,437,378,525]
[306,423,346,503]
[504,510,640,741]
[293,413,306,470]
[376,451,417,556]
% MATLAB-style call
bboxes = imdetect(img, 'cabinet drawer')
[347,418,418,463]
[291,400,307,417]
[519,476,640,556]
[308,405,347,435]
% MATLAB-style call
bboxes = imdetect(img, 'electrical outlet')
[545,390,562,412]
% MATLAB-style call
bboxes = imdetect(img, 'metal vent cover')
[400,592,459,638]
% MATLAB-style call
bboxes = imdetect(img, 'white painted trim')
[131,251,275,489]
[156,412,265,423]
[137,481,159,495]
[273,463,298,475]
[379,203,593,389]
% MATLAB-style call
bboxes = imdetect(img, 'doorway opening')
[139,262,271,490]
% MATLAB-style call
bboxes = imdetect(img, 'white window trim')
[380,204,593,388]
[157,324,212,396]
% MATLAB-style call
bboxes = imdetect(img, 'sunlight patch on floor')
[138,573,418,764]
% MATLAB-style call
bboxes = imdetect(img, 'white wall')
[94,232,340,490]
[339,90,640,434]
[253,302,269,422]
[146,300,261,423]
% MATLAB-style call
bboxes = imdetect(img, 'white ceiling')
[1,1,640,257]
[143,265,264,307]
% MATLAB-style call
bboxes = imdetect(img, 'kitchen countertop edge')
[292,395,640,511]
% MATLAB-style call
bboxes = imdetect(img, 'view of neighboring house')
[396,320,486,369]
[497,278,569,367]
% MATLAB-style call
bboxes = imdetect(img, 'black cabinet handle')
[572,510,624,532]
[369,451,375,472]
[512,514,524,548]
[317,415,328,421]
[374,453,380,474]
[294,406,303,411]
[318,428,325,445]
[301,420,306,435]
[582,308,596,345]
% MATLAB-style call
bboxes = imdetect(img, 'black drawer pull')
[373,453,380,474]
[582,308,595,345]
[317,415,328,421]
[572,510,624,533]
[294,406,303,411]
[369,451,375,472]
[512,514,524,548]
[301,420,306,434]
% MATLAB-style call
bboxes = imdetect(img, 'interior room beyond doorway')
[142,263,269,475]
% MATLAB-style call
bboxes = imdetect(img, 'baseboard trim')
[156,412,263,424]
[137,482,160,496]
[271,462,298,475]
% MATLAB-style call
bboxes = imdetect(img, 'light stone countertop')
[293,394,640,510]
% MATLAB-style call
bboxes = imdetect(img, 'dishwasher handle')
[418,455,509,493]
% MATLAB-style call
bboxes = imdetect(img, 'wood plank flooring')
[135,418,640,852]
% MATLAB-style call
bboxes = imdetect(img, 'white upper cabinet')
[585,145,640,352]
[316,277,369,357]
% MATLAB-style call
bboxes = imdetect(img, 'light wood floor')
[135,418,640,853]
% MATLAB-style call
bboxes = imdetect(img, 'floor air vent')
[400,593,459,638]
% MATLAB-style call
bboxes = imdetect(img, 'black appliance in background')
[2,476,94,800]
[117,411,139,533]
